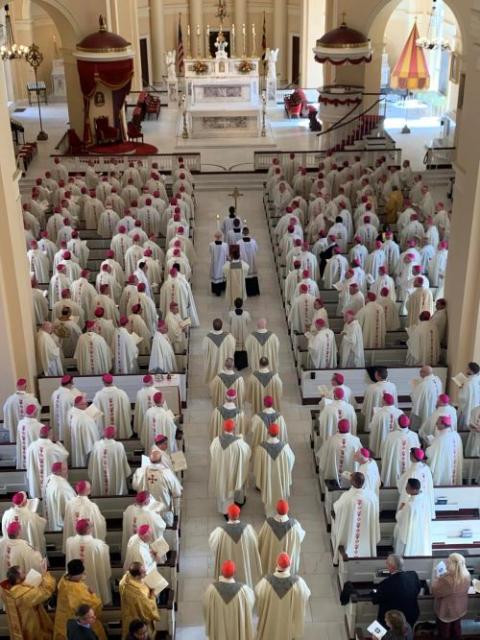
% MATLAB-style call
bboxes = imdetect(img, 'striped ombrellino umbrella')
[391,22,430,90]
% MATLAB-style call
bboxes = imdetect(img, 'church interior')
[1,0,480,639]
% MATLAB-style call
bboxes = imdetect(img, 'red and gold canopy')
[391,22,430,90]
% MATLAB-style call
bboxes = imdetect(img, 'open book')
[130,332,144,346]
[451,372,469,388]
[24,569,42,588]
[150,536,170,558]
[85,404,103,420]
[170,451,188,472]
[144,567,169,596]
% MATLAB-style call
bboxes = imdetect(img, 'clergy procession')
[2,144,478,640]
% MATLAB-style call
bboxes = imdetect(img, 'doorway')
[139,37,150,88]
[291,35,300,85]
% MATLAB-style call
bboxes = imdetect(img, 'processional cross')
[228,187,244,211]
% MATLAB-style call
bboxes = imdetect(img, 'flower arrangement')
[192,60,208,74]
[238,59,254,73]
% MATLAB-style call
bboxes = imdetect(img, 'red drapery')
[77,58,134,144]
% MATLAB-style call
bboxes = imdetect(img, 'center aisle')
[177,180,348,640]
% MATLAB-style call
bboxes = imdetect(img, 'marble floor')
[13,98,432,175]
[177,182,348,640]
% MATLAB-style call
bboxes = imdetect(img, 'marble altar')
[184,56,263,138]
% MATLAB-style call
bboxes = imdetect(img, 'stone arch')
[27,0,80,49]
[365,0,465,52]
[362,0,464,101]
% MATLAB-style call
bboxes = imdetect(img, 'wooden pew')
[337,546,480,588]
[37,375,186,411]
[324,485,480,528]
[345,591,480,640]
[300,366,449,405]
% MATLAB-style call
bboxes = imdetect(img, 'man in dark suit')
[372,554,421,627]
[66,604,99,640]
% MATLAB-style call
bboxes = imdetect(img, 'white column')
[273,0,287,84]
[150,0,166,84]
[234,0,247,55]
[0,65,37,401]
[300,0,325,88]
[190,0,204,58]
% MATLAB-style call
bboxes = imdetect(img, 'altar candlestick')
[251,23,256,56]
[242,23,246,57]
[231,23,236,57]
[186,24,191,57]
[206,24,210,58]
[196,24,201,58]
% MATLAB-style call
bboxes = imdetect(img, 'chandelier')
[0,4,30,60]
[416,0,451,51]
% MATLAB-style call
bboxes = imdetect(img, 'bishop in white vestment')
[2,492,46,555]
[0,522,43,581]
[121,491,166,559]
[74,322,113,375]
[2,378,40,442]
[43,462,76,531]
[368,393,403,455]
[63,480,107,549]
[88,426,132,496]
[149,321,177,373]
[426,416,463,485]
[92,374,133,439]
[141,391,177,452]
[361,370,398,425]
[397,448,435,519]
[26,425,69,498]
[132,450,182,526]
[317,420,361,485]
[64,395,99,466]
[380,415,420,486]
[332,472,380,561]
[340,312,365,367]
[394,479,432,556]
[65,518,112,604]
[410,366,444,429]
[305,318,337,369]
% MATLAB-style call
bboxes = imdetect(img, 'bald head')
[420,365,432,378]
[257,319,267,330]
[150,450,162,463]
